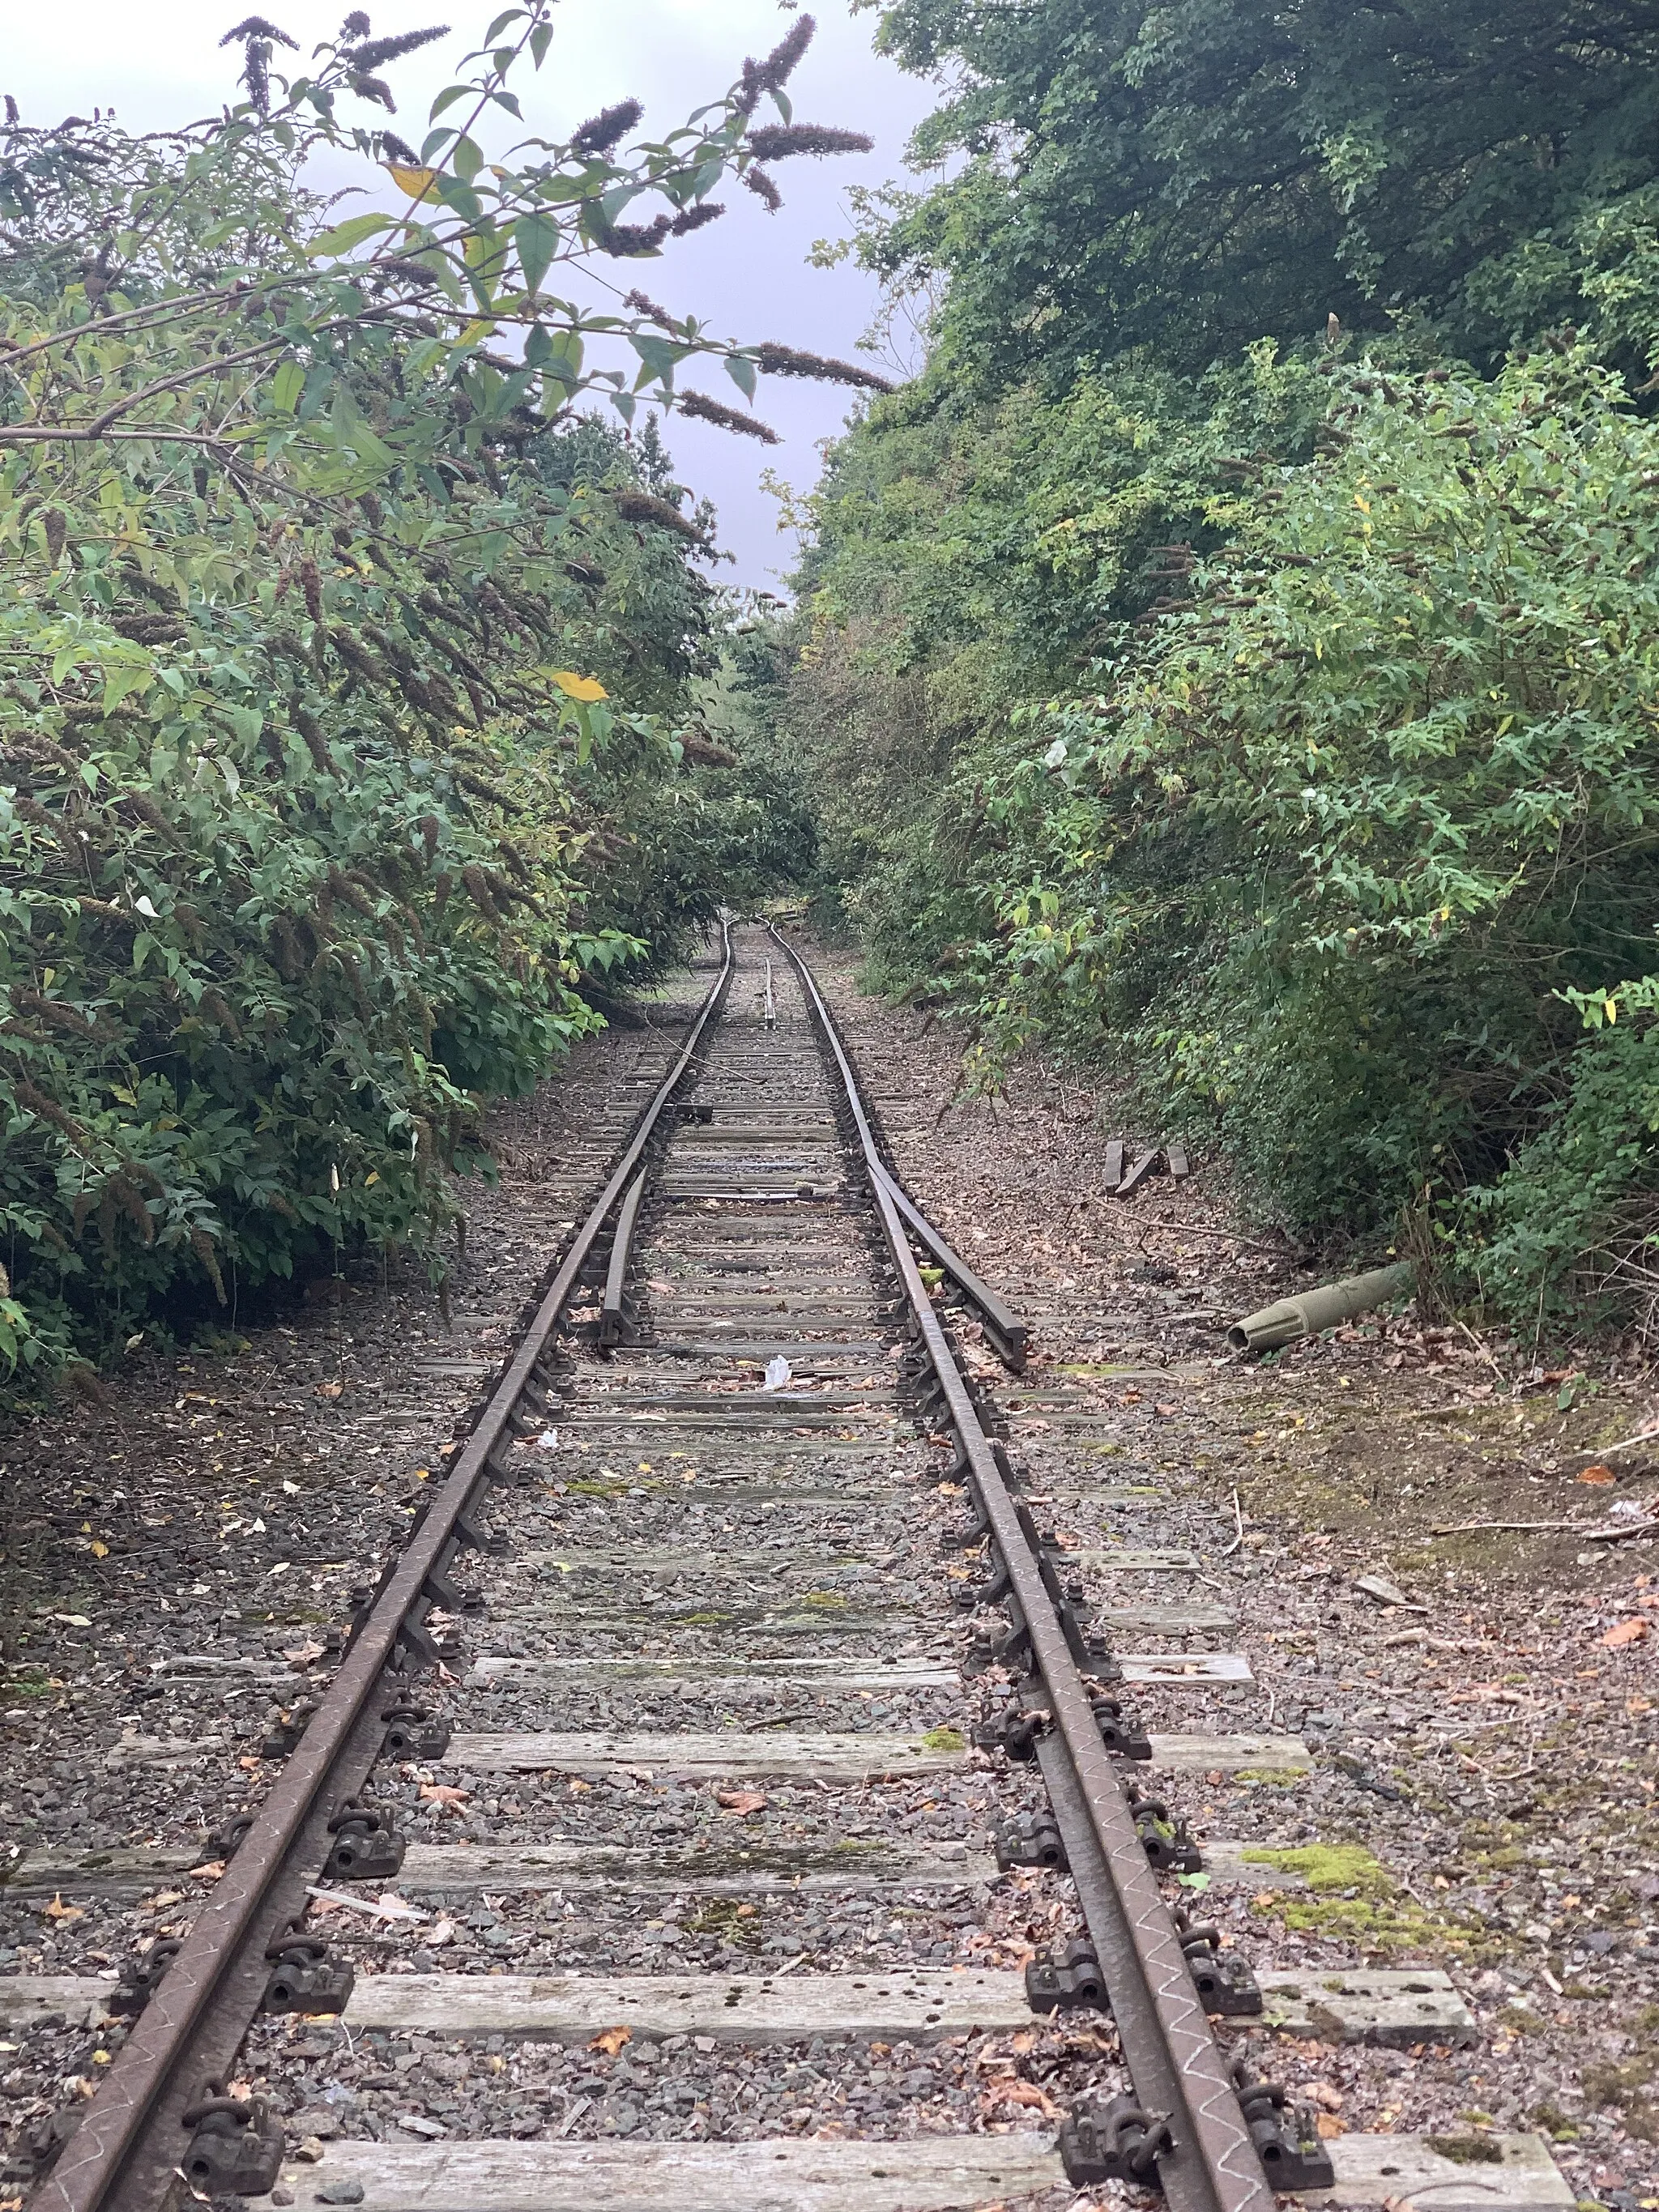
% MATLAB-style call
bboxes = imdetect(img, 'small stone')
[271,2189,295,2208]
[316,2184,365,2206]
[293,2137,326,2162]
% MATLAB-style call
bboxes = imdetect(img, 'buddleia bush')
[0,6,868,1375]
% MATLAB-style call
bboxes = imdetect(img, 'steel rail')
[869,1160,1027,1370]
[772,926,1271,2212]
[599,1168,648,1349]
[37,925,735,2212]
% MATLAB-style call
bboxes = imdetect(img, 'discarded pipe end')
[1228,1262,1414,1354]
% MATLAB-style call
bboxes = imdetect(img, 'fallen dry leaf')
[1577,1465,1616,1485]
[590,2025,632,2056]
[283,1638,326,1667]
[41,1893,83,1921]
[978,2080,1061,2120]
[1603,1617,1649,1647]
[1308,2082,1344,2111]
[186,1861,225,1883]
[716,1788,768,1814]
[313,1379,343,1401]
[420,1784,471,1809]
[1316,2115,1347,2139]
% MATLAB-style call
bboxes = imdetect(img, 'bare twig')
[1219,1485,1244,1558]
[1428,1518,1588,1536]
[1118,1215,1283,1254]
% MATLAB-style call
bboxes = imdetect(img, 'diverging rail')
[774,928,1274,2212]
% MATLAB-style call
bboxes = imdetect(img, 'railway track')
[4,924,1571,2212]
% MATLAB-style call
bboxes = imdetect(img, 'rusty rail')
[36,926,734,2212]
[771,924,1272,2212]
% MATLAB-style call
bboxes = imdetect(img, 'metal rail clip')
[1060,2094,1174,2188]
[1230,2059,1334,2189]
[180,2079,285,2197]
[1026,1936,1107,2014]
[323,1798,405,1882]
[1175,1909,1262,2015]
[262,1926,355,2016]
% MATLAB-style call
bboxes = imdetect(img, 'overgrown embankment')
[754,0,1659,1340]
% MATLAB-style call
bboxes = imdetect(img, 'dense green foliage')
[868,0,1659,377]
[0,6,863,1377]
[778,0,1659,1332]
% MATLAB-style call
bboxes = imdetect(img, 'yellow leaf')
[551,671,608,702]
[386,163,440,202]
[590,2024,632,2056]
[90,1541,108,1558]
[365,1170,381,1187]
[1353,494,1371,514]
[1606,998,1618,1024]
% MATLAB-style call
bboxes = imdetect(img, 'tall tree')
[869,0,1659,379]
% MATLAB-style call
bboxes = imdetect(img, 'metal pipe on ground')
[1227,1261,1414,1353]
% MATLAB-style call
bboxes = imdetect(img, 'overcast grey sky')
[3,1,937,588]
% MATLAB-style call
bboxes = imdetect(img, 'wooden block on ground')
[1146,1733,1311,1771]
[464,1656,957,1690]
[1320,2133,1572,2210]
[0,1975,109,2027]
[444,1732,970,1779]
[396,1840,994,1896]
[1258,1967,1477,2046]
[343,1967,1029,2043]
[284,2134,1064,2212]
[1099,1605,1237,1633]
[2,1845,203,1896]
[1071,1548,1201,1571]
[1118,1652,1252,1684]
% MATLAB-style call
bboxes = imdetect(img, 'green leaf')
[437,176,484,222]
[540,328,582,388]
[306,210,396,258]
[529,20,552,66]
[629,332,684,390]
[514,212,559,295]
[724,352,757,403]
[102,663,153,714]
[451,134,484,181]
[428,86,471,121]
[270,359,305,414]
[484,7,524,39]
